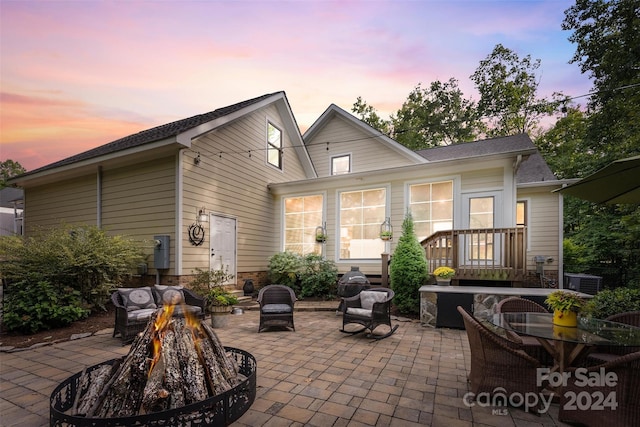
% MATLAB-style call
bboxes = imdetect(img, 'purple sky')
[1,0,592,171]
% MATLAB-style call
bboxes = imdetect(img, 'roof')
[16,92,283,179]
[415,133,537,161]
[0,187,24,208]
[415,133,556,184]
[304,104,427,164]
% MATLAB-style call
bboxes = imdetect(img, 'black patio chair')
[257,284,297,332]
[340,287,398,339]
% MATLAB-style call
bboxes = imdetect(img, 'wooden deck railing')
[421,227,527,282]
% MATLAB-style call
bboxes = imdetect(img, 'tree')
[352,97,391,135]
[0,159,26,189]
[390,79,483,149]
[389,213,428,314]
[563,0,640,164]
[470,44,562,137]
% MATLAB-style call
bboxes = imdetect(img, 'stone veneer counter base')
[419,285,592,328]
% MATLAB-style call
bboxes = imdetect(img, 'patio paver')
[0,309,574,426]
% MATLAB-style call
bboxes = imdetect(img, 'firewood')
[176,321,209,404]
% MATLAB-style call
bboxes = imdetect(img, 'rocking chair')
[340,287,398,339]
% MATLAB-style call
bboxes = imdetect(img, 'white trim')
[280,191,327,253]
[176,150,184,275]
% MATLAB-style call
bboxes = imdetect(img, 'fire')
[148,303,203,376]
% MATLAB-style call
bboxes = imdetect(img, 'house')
[8,92,566,289]
[0,187,23,236]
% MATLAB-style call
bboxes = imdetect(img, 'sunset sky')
[1,0,592,172]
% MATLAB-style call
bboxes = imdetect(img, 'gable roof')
[304,104,427,164]
[13,92,304,182]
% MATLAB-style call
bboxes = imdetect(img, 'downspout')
[97,166,103,228]
[513,155,523,174]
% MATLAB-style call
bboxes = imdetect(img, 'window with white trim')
[339,188,386,259]
[284,194,323,255]
[331,154,351,175]
[267,122,282,169]
[409,181,453,240]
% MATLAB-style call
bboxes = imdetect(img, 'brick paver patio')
[0,308,572,426]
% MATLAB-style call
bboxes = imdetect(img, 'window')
[516,201,527,226]
[339,188,386,259]
[267,122,282,169]
[284,195,323,255]
[409,181,453,240]
[331,154,351,175]
[469,196,495,260]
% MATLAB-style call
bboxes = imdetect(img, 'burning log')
[71,305,241,418]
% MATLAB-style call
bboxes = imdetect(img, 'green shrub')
[299,254,338,298]
[267,251,303,290]
[0,225,144,310]
[390,213,428,314]
[584,287,640,319]
[3,280,89,334]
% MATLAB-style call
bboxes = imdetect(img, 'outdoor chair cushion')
[153,285,185,306]
[346,307,373,318]
[126,308,158,321]
[171,304,203,317]
[261,303,293,314]
[117,287,157,312]
[359,290,388,310]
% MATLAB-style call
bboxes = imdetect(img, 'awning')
[555,155,640,204]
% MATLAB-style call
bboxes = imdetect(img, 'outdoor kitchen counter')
[418,285,592,328]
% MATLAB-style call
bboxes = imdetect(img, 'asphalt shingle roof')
[18,92,281,178]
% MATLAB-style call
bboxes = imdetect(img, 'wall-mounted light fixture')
[197,207,208,223]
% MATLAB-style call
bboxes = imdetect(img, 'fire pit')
[50,307,256,426]
[50,347,256,427]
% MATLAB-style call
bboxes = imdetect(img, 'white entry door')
[209,214,237,283]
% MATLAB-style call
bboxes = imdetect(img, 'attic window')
[331,154,351,175]
[266,122,282,169]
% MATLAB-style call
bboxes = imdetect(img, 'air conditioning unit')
[564,273,602,295]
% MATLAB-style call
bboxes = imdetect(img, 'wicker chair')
[495,297,552,366]
[587,311,640,365]
[257,285,297,332]
[111,286,205,343]
[559,350,640,427]
[340,287,398,339]
[457,306,544,414]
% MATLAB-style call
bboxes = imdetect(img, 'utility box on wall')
[153,235,170,269]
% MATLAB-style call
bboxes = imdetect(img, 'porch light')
[380,217,393,241]
[197,207,208,223]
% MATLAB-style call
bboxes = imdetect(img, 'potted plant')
[545,290,585,327]
[380,230,393,241]
[188,266,237,327]
[315,232,327,243]
[206,286,239,328]
[432,266,455,285]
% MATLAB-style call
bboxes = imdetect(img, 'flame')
[148,302,203,377]
[149,304,176,376]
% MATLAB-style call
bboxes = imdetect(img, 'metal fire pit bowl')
[50,347,256,427]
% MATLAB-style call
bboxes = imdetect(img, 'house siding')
[101,157,177,270]
[23,177,97,234]
[306,115,416,177]
[518,187,561,280]
[183,104,308,276]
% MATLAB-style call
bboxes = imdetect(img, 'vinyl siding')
[182,105,308,274]
[101,157,177,269]
[24,176,97,234]
[306,115,416,177]
[460,168,504,192]
[518,187,561,273]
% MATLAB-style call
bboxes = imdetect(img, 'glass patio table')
[488,312,640,373]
